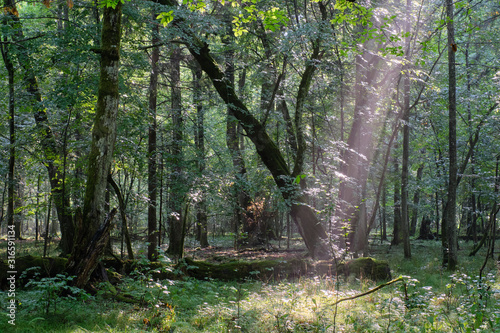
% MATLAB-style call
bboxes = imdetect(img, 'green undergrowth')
[1,240,499,332]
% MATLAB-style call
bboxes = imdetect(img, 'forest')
[0,0,499,331]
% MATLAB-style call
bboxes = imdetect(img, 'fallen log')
[1,255,391,290]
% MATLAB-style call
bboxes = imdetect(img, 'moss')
[178,258,310,281]
[343,257,391,281]
[0,255,68,289]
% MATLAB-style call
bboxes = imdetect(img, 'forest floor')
[0,235,499,332]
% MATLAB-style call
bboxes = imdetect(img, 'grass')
[1,237,499,332]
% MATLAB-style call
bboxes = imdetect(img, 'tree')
[66,0,123,288]
[166,46,186,258]
[3,0,75,254]
[147,8,160,261]
[0,29,17,239]
[400,0,412,259]
[444,0,458,270]
[192,64,209,248]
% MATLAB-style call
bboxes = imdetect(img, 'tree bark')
[166,46,186,258]
[392,142,402,246]
[400,0,412,259]
[66,2,122,288]
[193,65,209,248]
[107,175,134,260]
[147,10,159,260]
[410,164,424,236]
[444,0,458,270]
[0,34,16,239]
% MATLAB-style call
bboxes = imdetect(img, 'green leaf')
[294,174,307,184]
[157,11,175,27]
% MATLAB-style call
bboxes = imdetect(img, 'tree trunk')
[336,47,384,253]
[392,143,402,246]
[409,164,424,236]
[223,22,253,246]
[400,0,412,259]
[66,2,122,288]
[3,0,74,254]
[159,2,329,257]
[108,175,134,260]
[147,10,159,260]
[444,0,458,270]
[167,46,186,258]
[1,35,16,239]
[193,65,209,248]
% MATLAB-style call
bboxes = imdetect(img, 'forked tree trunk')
[66,2,122,288]
[108,175,134,260]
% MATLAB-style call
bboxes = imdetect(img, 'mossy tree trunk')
[66,2,122,288]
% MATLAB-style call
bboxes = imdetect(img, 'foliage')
[20,267,92,315]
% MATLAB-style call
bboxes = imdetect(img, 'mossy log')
[1,256,391,290]
[0,255,68,289]
[341,257,392,281]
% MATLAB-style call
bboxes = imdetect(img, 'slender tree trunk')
[167,46,186,258]
[147,11,159,260]
[382,184,387,241]
[1,36,16,239]
[392,142,402,246]
[400,0,412,258]
[193,65,209,248]
[410,164,424,236]
[108,175,134,260]
[444,0,458,270]
[66,2,122,288]
[223,23,253,246]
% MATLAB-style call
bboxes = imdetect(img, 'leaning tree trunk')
[3,0,74,254]
[186,30,329,259]
[66,2,122,288]
[157,0,330,258]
